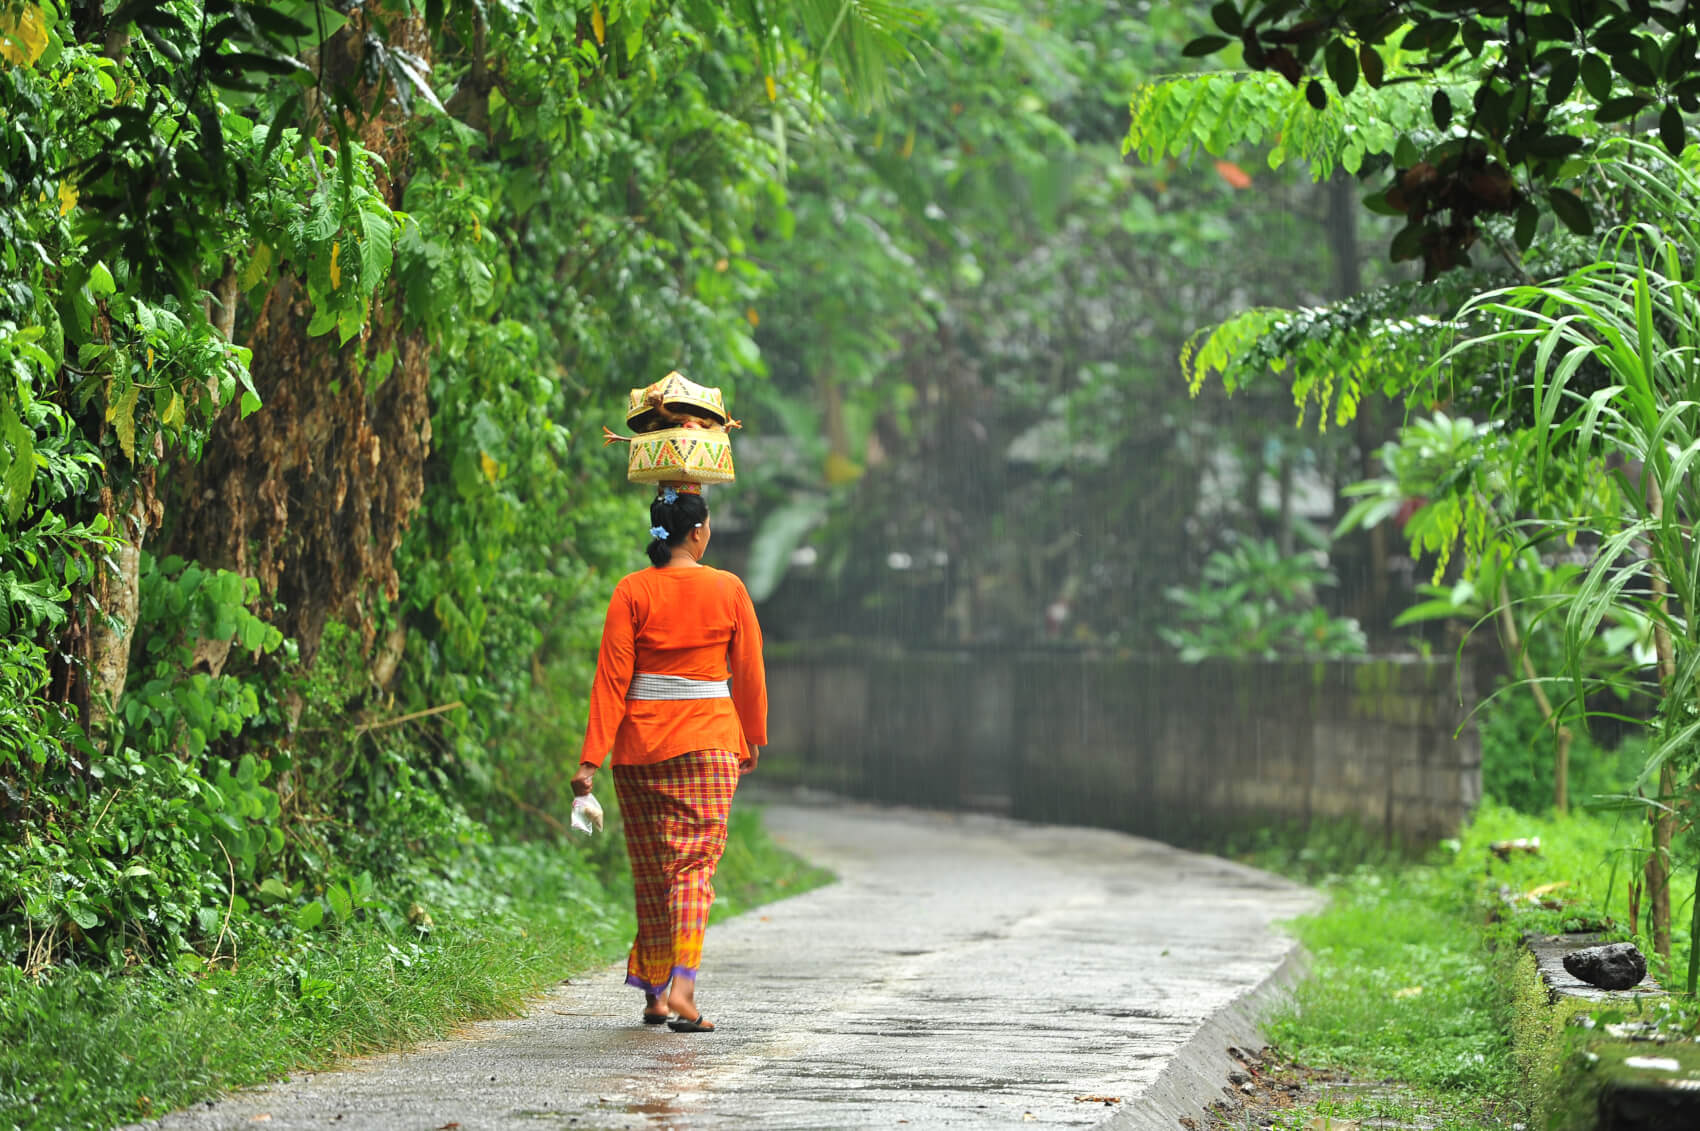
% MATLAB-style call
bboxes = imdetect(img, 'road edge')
[1102,938,1310,1131]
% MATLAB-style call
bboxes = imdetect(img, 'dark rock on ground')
[1563,942,1648,991]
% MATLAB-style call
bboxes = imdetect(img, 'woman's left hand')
[570,761,598,797]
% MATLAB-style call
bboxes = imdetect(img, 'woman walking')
[571,485,766,1033]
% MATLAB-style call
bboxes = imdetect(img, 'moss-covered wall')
[762,651,1481,847]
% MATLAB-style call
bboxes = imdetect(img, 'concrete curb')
[1103,939,1310,1131]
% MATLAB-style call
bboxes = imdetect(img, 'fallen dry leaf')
[1304,1117,1360,1131]
[1075,1095,1121,1104]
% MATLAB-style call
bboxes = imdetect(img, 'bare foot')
[665,974,708,1025]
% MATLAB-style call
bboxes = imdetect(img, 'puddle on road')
[507,1092,696,1130]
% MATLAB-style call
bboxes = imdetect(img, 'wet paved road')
[142,799,1319,1130]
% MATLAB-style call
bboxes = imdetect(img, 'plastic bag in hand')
[571,793,605,836]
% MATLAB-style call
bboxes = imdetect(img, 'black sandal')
[642,1011,672,1025]
[667,1014,715,1033]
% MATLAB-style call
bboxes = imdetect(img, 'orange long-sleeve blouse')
[579,564,768,768]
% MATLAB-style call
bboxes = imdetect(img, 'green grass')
[1219,799,1700,1129]
[1260,864,1524,1130]
[1458,801,1695,966]
[0,806,830,1131]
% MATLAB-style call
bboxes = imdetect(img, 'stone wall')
[760,650,1481,846]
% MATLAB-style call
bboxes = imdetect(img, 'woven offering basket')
[626,372,729,431]
[626,426,736,485]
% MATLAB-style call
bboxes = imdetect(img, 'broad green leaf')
[87,261,117,296]
[2,408,35,522]
[295,900,325,931]
[745,499,820,603]
[240,242,274,291]
[1660,103,1686,155]
[1547,187,1592,234]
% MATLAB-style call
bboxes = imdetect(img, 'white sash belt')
[627,672,731,700]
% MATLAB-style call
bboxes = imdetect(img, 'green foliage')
[121,556,285,757]
[1127,65,1457,182]
[0,552,293,969]
[1180,0,1700,270]
[2,0,918,980]
[1161,537,1367,661]
[1444,144,1700,781]
[1477,686,1645,816]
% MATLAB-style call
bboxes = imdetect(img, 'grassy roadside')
[0,805,828,1131]
[1207,801,1694,1130]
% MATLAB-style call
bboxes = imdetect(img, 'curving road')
[139,798,1320,1130]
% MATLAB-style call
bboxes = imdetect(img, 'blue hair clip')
[649,525,670,541]
[661,487,679,504]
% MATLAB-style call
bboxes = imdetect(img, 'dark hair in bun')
[646,492,709,567]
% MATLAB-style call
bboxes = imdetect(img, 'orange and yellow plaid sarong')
[612,748,740,995]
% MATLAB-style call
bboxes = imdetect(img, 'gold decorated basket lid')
[626,371,729,431]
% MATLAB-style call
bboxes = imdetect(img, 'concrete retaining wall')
[760,650,1481,846]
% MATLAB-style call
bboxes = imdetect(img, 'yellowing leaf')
[328,241,342,290]
[901,129,916,159]
[471,217,482,243]
[145,346,154,370]
[479,450,499,481]
[591,3,605,45]
[824,451,863,486]
[745,307,759,327]
[56,180,78,216]
[241,242,274,290]
[765,74,777,102]
[161,391,185,428]
[0,5,49,68]
[112,384,139,462]
[1393,986,1424,999]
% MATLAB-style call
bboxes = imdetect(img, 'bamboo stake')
[1647,477,1677,962]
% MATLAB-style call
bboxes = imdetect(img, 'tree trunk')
[158,10,433,661]
[83,483,154,741]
